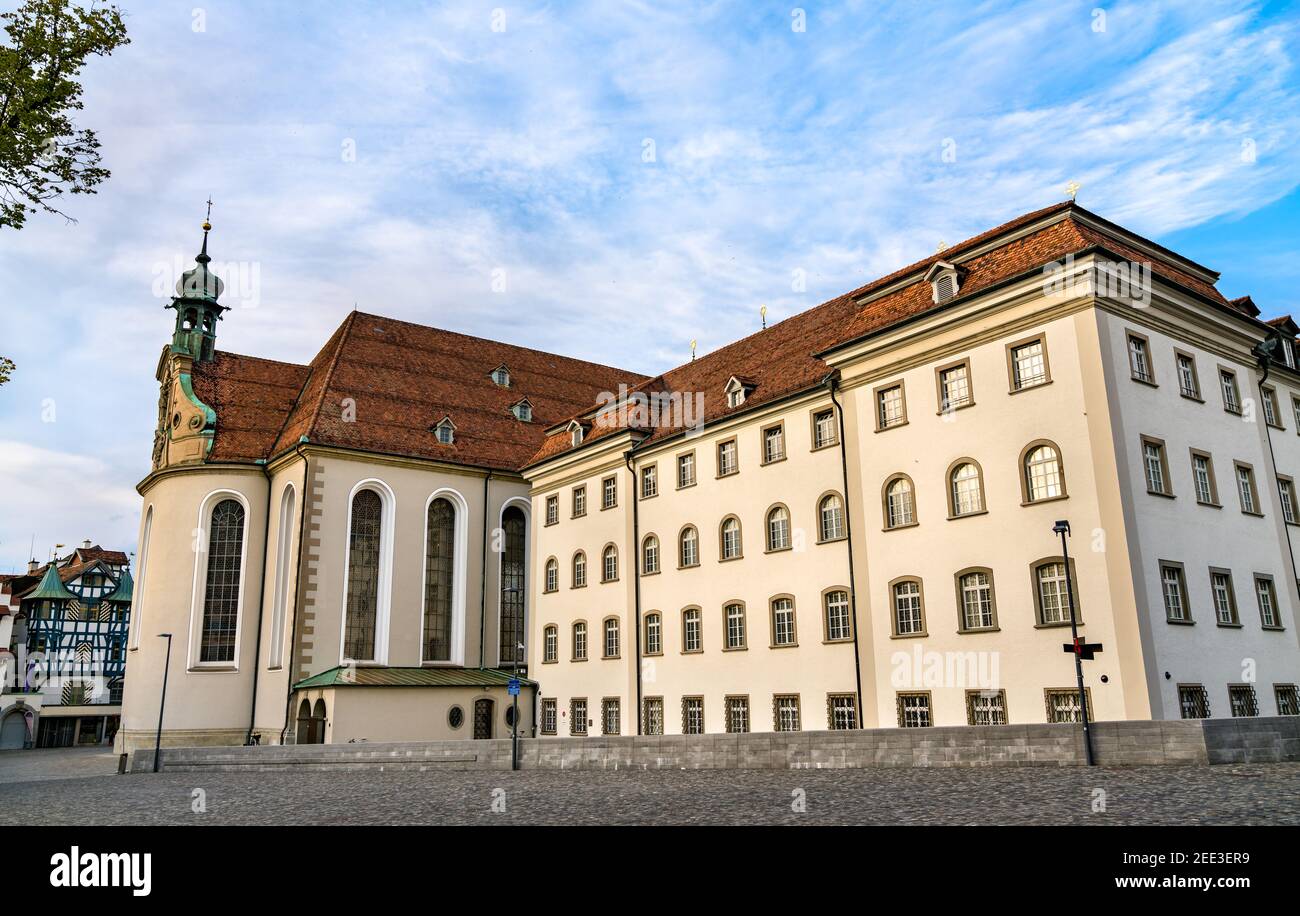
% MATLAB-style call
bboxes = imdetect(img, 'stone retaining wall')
[130,716,1300,773]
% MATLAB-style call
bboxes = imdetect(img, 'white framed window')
[812,408,836,448]
[1024,444,1063,502]
[884,475,915,528]
[572,622,587,660]
[949,462,984,516]
[572,485,586,517]
[1192,453,1216,505]
[1211,571,1238,625]
[682,607,702,652]
[1262,387,1281,427]
[512,399,532,422]
[766,505,791,550]
[1142,439,1169,495]
[572,551,587,588]
[641,535,660,574]
[877,384,905,429]
[435,419,455,445]
[601,545,618,582]
[1035,561,1072,625]
[1255,576,1280,628]
[679,526,699,567]
[1236,464,1258,514]
[1220,369,1241,413]
[640,464,657,499]
[677,452,696,488]
[543,625,557,663]
[1161,563,1189,622]
[763,424,786,463]
[340,482,394,666]
[1176,353,1200,398]
[720,516,742,559]
[771,596,796,646]
[892,579,924,635]
[1280,478,1298,524]
[601,475,617,509]
[1127,333,1153,383]
[724,602,746,649]
[544,558,558,593]
[824,589,852,641]
[644,613,662,655]
[958,570,995,630]
[545,494,558,526]
[1010,338,1048,390]
[603,618,620,658]
[819,493,845,541]
[490,366,510,387]
[717,439,738,476]
[938,362,971,411]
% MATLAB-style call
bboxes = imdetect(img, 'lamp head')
[1052,520,1071,536]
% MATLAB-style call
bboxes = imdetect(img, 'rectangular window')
[897,692,931,728]
[1009,337,1048,390]
[643,697,664,735]
[682,696,704,735]
[1211,571,1238,625]
[1263,386,1282,427]
[827,694,857,730]
[601,476,617,509]
[1220,369,1241,413]
[771,597,796,646]
[1191,452,1217,505]
[717,439,738,476]
[1255,575,1280,628]
[1275,684,1300,716]
[937,361,972,411]
[682,608,702,652]
[1045,688,1090,723]
[762,424,785,464]
[1161,563,1190,622]
[541,698,557,735]
[1280,478,1297,524]
[1127,333,1153,383]
[1236,463,1259,514]
[1142,438,1170,495]
[812,408,836,448]
[572,485,586,518]
[602,698,620,735]
[1228,684,1258,718]
[1176,352,1200,399]
[876,384,905,429]
[824,589,852,641]
[677,452,695,488]
[640,464,657,499]
[773,695,801,732]
[725,695,750,733]
[545,495,559,526]
[1178,685,1210,719]
[966,689,1008,726]
[570,698,587,736]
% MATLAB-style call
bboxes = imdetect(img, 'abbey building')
[119,202,1300,751]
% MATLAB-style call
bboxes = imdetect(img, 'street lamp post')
[153,632,173,773]
[1053,521,1095,766]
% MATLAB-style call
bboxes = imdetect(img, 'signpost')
[508,676,521,771]
[1053,521,1097,766]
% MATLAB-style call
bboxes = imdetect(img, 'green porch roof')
[293,666,537,691]
[24,563,75,602]
[107,568,134,603]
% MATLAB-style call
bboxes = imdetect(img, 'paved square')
[2,748,1297,824]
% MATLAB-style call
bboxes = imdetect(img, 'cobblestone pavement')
[1,761,1296,825]
[0,747,119,784]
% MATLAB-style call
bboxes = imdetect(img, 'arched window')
[642,535,660,574]
[644,612,662,655]
[295,699,314,744]
[603,617,620,658]
[949,462,984,517]
[766,505,791,551]
[200,498,245,663]
[601,544,618,582]
[572,551,587,588]
[770,595,796,646]
[723,601,747,649]
[720,517,742,560]
[818,493,845,542]
[543,625,558,663]
[1023,442,1065,503]
[499,505,527,666]
[956,568,997,631]
[423,497,456,662]
[344,490,382,661]
[129,505,153,650]
[679,526,699,567]
[1032,558,1079,626]
[823,588,852,641]
[681,607,702,653]
[891,577,926,636]
[884,476,915,529]
[572,621,587,660]
[269,487,295,667]
[311,699,327,744]
[544,557,559,593]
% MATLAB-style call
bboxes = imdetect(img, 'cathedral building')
[119,202,1300,751]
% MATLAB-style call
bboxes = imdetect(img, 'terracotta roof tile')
[191,351,312,462]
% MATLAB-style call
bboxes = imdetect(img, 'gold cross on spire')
[1065,180,1081,201]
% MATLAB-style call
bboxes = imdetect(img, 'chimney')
[27,559,39,574]
[82,539,92,549]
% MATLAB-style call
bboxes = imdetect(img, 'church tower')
[166,216,227,362]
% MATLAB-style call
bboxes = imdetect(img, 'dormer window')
[724,376,755,409]
[924,260,962,304]
[567,420,585,448]
[434,416,456,445]
[512,399,533,422]
[490,365,511,388]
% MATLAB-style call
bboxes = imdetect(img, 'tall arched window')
[766,505,791,551]
[344,490,383,661]
[129,505,153,650]
[269,487,295,668]
[1023,442,1064,502]
[200,498,245,663]
[644,612,662,655]
[819,493,845,541]
[601,544,619,582]
[499,505,527,666]
[572,551,587,587]
[679,527,699,567]
[543,625,558,662]
[424,497,456,661]
[949,462,984,517]
[544,557,559,593]
[642,535,660,574]
[884,476,915,529]
[720,517,742,560]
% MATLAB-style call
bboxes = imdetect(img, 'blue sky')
[0,0,1298,571]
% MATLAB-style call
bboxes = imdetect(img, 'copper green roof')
[24,563,75,602]
[106,568,133,603]
[293,666,536,690]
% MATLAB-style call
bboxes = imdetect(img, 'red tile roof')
[191,311,649,472]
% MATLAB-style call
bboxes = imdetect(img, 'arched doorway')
[295,699,315,745]
[311,699,327,744]
[1,709,29,750]
[473,698,494,739]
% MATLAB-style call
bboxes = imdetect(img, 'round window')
[448,706,464,729]
[505,706,516,727]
